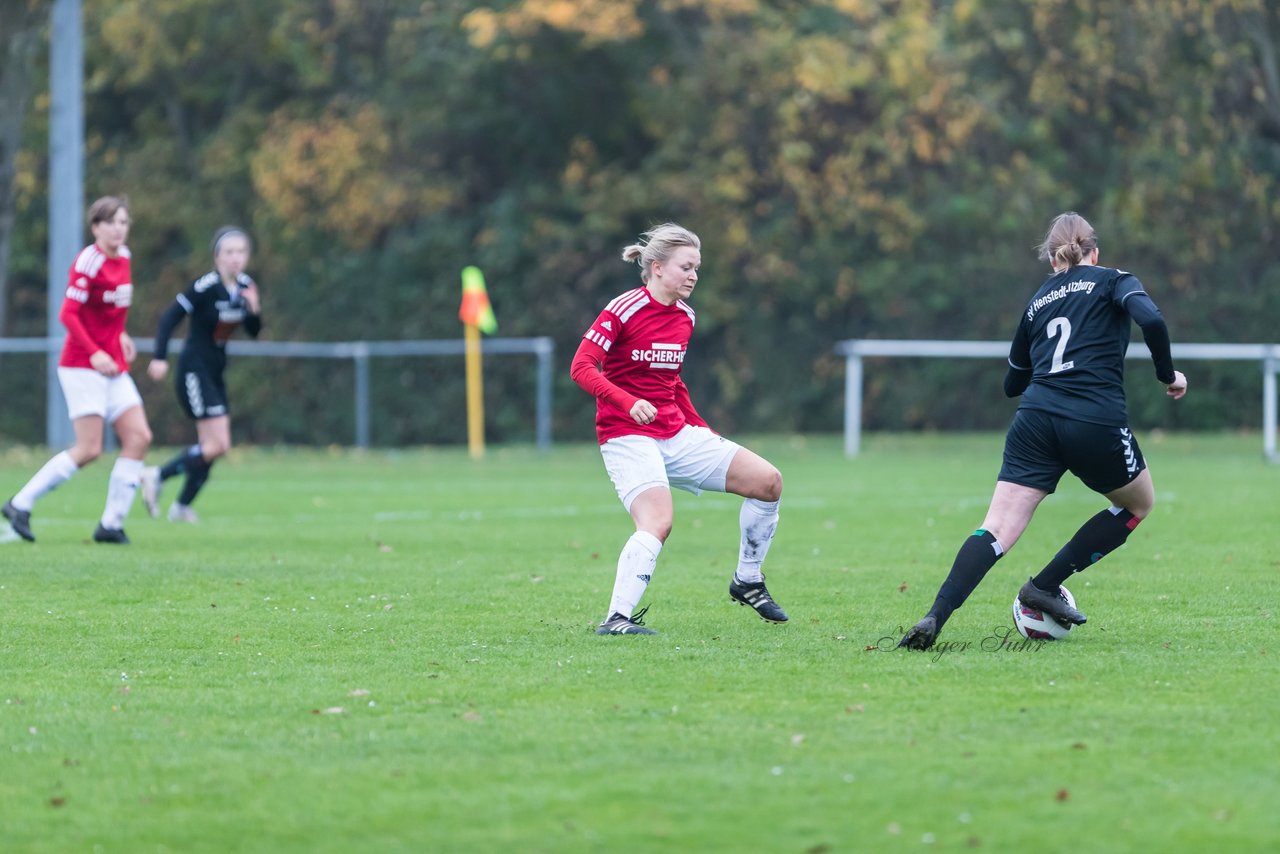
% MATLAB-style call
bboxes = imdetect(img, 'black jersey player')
[141,228,261,522]
[899,212,1188,650]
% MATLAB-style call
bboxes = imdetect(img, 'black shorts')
[175,368,229,420]
[998,408,1146,495]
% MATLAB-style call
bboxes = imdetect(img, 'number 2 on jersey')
[1046,317,1074,373]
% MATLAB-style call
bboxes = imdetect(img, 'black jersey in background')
[155,271,262,374]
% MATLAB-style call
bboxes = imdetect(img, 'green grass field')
[1,433,1276,853]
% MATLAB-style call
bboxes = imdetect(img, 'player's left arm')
[241,276,262,337]
[1117,274,1186,399]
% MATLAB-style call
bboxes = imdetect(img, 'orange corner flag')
[459,266,497,334]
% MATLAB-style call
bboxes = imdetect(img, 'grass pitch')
[1,433,1276,852]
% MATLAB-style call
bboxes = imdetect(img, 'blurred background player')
[141,227,261,523]
[899,212,1189,651]
[2,196,153,544]
[570,223,787,635]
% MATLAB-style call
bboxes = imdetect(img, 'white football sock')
[11,451,80,512]
[734,498,780,584]
[100,457,144,529]
[607,531,663,619]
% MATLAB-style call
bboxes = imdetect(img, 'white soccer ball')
[1012,585,1077,640]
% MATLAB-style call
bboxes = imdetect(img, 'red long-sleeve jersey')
[570,287,709,444]
[58,244,133,372]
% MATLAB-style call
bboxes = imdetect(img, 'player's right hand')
[630,399,658,425]
[147,359,169,381]
[1166,371,1188,400]
[90,350,120,377]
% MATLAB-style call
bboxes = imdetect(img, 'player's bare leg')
[724,448,788,623]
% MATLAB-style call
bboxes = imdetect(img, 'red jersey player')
[570,223,788,635]
[3,196,153,544]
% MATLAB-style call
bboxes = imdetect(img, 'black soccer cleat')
[729,577,789,623]
[1018,578,1087,627]
[596,606,657,636]
[898,615,939,651]
[3,499,35,542]
[92,524,130,545]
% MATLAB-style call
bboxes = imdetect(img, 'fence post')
[844,350,863,458]
[46,0,83,451]
[535,337,553,451]
[353,342,371,448]
[1265,347,1277,462]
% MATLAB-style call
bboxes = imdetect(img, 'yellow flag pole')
[464,322,484,459]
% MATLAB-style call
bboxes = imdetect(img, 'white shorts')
[600,425,742,511]
[57,367,144,423]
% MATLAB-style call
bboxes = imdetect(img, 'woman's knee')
[121,424,153,456]
[740,463,783,502]
[1126,493,1154,520]
[761,467,783,502]
[70,441,102,466]
[202,438,230,459]
[1109,470,1155,520]
[647,517,674,543]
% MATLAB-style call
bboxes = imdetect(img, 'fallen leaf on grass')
[1056,788,1069,801]
[898,582,909,593]
[49,797,65,808]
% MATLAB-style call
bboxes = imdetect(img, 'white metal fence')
[834,339,1279,461]
[0,336,555,449]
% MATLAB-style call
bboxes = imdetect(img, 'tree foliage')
[1,0,1277,444]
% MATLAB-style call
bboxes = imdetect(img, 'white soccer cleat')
[168,502,199,524]
[140,467,162,518]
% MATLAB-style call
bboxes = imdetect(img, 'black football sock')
[177,458,213,506]
[1032,507,1140,591]
[926,529,1006,630]
[159,444,203,481]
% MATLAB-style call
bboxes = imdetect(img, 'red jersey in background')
[59,244,133,371]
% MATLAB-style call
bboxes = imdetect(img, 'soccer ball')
[1012,585,1077,640]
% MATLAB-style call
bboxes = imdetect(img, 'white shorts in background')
[600,425,742,511]
[57,367,143,423]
